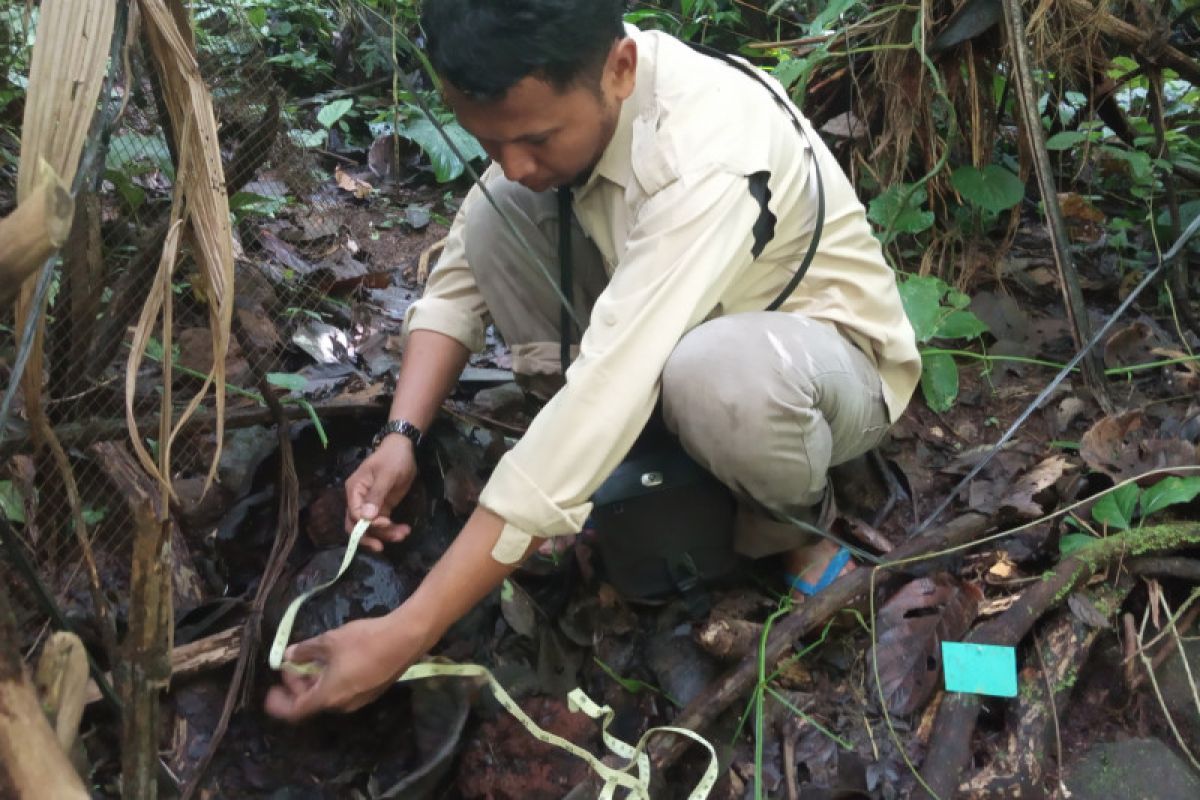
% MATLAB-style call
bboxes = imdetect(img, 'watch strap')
[374,419,423,448]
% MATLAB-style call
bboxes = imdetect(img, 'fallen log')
[0,160,73,307]
[958,582,1131,796]
[917,522,1200,799]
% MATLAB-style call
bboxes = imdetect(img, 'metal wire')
[912,211,1200,535]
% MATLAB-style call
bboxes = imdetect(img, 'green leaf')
[868,183,934,240]
[1139,476,1200,519]
[1091,483,1141,531]
[106,132,174,178]
[317,98,354,129]
[950,164,1025,213]
[288,128,328,148]
[398,117,487,183]
[771,57,809,91]
[267,372,308,393]
[1060,533,1097,557]
[105,169,145,211]
[229,191,289,217]
[935,309,989,341]
[82,507,107,526]
[804,0,862,34]
[920,352,959,412]
[1100,145,1153,181]
[0,481,25,524]
[898,275,947,343]
[1045,131,1086,151]
[945,288,972,310]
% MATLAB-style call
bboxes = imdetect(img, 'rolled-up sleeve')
[481,168,768,563]
[402,184,491,353]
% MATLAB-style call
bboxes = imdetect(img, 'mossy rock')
[1064,738,1200,800]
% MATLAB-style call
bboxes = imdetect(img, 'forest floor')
[12,152,1200,799]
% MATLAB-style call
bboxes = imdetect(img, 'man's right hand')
[344,436,417,551]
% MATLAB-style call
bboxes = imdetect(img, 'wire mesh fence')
[0,0,423,658]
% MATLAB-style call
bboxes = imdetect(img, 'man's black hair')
[421,0,628,100]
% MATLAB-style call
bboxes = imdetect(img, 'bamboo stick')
[0,581,89,799]
[0,160,73,305]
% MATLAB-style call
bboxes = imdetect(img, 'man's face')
[442,38,637,193]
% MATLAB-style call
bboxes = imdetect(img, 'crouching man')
[266,0,919,721]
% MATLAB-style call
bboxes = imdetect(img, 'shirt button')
[602,312,618,326]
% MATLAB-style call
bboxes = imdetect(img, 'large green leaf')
[106,132,174,178]
[919,352,959,412]
[935,309,989,340]
[317,98,353,129]
[868,183,935,240]
[950,164,1025,213]
[398,117,487,183]
[1045,131,1087,151]
[1091,483,1141,531]
[1139,476,1200,518]
[898,275,945,343]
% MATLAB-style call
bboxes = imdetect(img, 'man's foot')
[783,539,856,600]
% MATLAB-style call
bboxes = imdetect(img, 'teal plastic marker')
[941,641,1018,697]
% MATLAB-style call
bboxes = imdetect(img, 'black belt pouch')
[589,415,737,601]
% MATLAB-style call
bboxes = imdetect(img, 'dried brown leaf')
[995,455,1072,518]
[1080,411,1200,482]
[870,574,983,716]
[335,165,374,199]
[1104,321,1158,369]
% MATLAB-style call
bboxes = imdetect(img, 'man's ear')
[604,37,638,102]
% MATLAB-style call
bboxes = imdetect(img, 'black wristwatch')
[372,419,423,449]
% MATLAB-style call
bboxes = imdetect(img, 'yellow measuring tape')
[269,519,719,799]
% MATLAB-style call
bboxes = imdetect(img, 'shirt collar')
[575,25,654,199]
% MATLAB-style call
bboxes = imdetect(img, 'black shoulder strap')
[684,41,825,311]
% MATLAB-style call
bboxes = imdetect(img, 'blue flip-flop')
[786,546,852,596]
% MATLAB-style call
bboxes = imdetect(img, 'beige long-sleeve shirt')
[405,26,921,563]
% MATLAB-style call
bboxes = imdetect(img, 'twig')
[179,312,302,800]
[782,723,800,800]
[1126,556,1200,583]
[1123,612,1141,692]
[1136,601,1200,772]
[1156,590,1200,724]
[1034,632,1066,796]
[1002,0,1111,413]
[84,626,243,706]
[1147,66,1198,339]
